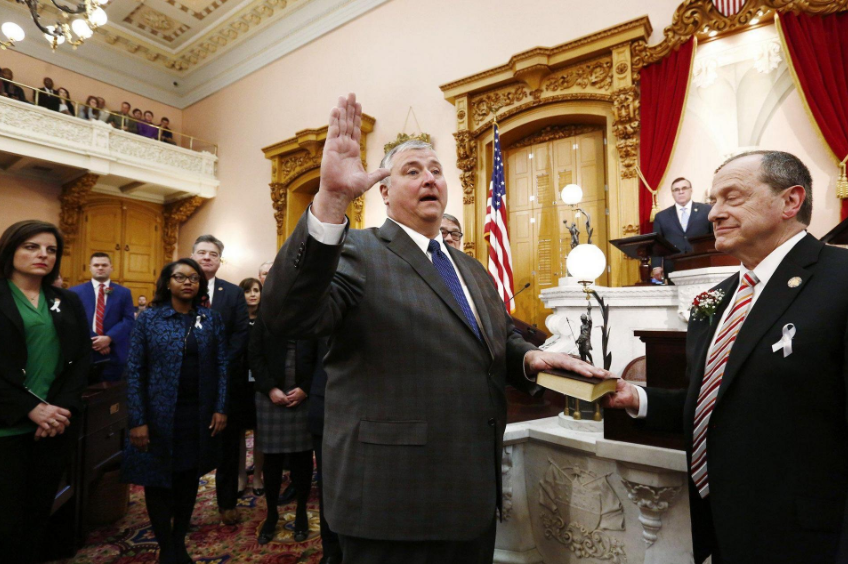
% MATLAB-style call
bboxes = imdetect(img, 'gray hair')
[193,234,224,254]
[379,139,434,187]
[442,213,461,230]
[715,150,812,225]
[259,260,273,273]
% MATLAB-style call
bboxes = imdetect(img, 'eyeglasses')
[171,273,201,284]
[671,187,692,194]
[440,228,463,240]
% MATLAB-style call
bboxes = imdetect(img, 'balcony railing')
[0,94,218,200]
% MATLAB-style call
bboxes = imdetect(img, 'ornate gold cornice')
[511,124,604,149]
[439,17,651,98]
[163,195,205,261]
[59,173,98,245]
[631,0,848,79]
[469,93,613,138]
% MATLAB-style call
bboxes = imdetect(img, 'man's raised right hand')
[312,93,389,224]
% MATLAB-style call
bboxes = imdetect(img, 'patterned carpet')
[54,434,325,564]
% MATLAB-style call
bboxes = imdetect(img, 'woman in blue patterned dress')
[122,258,228,564]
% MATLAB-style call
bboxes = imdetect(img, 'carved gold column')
[611,43,642,286]
[59,173,98,287]
[163,196,205,263]
[263,115,375,249]
[454,94,476,257]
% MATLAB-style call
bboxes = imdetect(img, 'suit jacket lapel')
[716,234,821,404]
[0,281,24,340]
[379,220,481,341]
[450,246,495,358]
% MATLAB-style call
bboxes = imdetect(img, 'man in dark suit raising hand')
[604,151,848,563]
[261,93,608,564]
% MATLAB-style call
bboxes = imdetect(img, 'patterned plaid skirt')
[255,392,312,453]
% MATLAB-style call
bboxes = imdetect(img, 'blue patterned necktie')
[427,239,483,341]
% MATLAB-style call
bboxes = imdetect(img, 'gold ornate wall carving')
[631,0,848,80]
[512,124,604,149]
[441,17,650,284]
[163,195,205,261]
[262,114,375,247]
[58,173,98,286]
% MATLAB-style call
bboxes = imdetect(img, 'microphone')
[508,282,531,304]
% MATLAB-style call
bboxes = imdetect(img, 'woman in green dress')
[0,220,91,564]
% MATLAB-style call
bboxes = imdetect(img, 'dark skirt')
[255,342,312,454]
[172,315,200,472]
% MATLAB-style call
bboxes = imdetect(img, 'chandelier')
[0,0,109,50]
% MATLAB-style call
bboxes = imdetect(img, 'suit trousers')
[0,431,73,564]
[216,418,242,510]
[338,517,496,564]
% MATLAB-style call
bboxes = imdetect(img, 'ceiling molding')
[0,0,391,108]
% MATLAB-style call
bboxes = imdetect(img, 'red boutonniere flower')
[104,287,114,295]
[690,289,725,324]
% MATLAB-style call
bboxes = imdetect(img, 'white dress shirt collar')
[91,278,111,289]
[677,200,693,215]
[745,229,807,289]
[387,218,449,257]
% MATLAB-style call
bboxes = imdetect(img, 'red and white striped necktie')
[691,271,759,498]
[95,283,106,335]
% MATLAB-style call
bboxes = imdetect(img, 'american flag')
[712,0,744,17]
[483,123,515,312]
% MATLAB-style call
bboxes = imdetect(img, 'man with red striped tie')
[69,252,135,382]
[603,151,848,563]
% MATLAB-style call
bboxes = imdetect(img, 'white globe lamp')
[566,244,606,284]
[560,183,583,206]
[71,19,93,39]
[90,7,108,27]
[1,22,24,43]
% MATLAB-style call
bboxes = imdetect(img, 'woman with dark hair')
[122,258,228,564]
[252,291,319,544]
[234,277,263,496]
[79,95,100,120]
[0,220,91,564]
[56,87,74,116]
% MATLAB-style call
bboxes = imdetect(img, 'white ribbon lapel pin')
[771,323,795,358]
[195,315,203,330]
[50,298,61,313]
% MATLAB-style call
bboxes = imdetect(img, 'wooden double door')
[506,129,607,328]
[76,196,163,303]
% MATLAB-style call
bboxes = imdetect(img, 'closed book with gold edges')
[537,369,618,402]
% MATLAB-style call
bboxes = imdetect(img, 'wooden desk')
[604,330,687,450]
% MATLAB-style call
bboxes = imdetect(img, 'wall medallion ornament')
[538,459,627,561]
[615,62,629,75]
[544,59,613,92]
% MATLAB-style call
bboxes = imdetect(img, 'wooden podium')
[604,330,687,450]
[609,233,680,285]
[668,233,740,271]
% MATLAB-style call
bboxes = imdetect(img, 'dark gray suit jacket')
[261,211,538,541]
[643,234,848,563]
[650,202,712,268]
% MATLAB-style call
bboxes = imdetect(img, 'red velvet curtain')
[778,11,848,219]
[638,38,695,234]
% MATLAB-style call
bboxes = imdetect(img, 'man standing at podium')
[650,177,712,280]
[605,151,848,563]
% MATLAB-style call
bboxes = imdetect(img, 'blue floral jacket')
[121,305,228,488]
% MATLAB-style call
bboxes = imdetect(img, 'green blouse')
[1,280,62,437]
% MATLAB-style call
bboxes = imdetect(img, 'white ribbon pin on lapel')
[771,323,795,358]
[50,298,61,313]
[195,315,203,330]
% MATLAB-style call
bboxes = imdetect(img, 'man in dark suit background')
[261,94,608,563]
[36,77,60,112]
[69,252,135,382]
[190,234,249,525]
[650,177,712,280]
[604,151,848,563]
